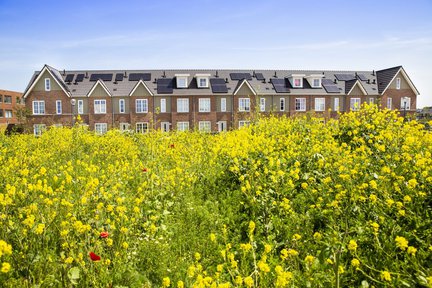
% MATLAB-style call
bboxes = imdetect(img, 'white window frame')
[315,98,325,111]
[197,77,209,88]
[78,100,84,114]
[260,98,266,112]
[239,98,250,112]
[4,96,12,104]
[312,78,321,88]
[221,98,227,112]
[198,121,211,132]
[293,78,303,88]
[369,97,375,104]
[32,100,45,115]
[136,122,149,133]
[177,98,189,113]
[56,100,62,115]
[177,121,189,131]
[119,99,126,113]
[176,77,188,88]
[334,98,340,112]
[160,98,166,113]
[218,121,227,132]
[94,99,107,114]
[350,98,361,111]
[396,78,401,90]
[401,97,411,110]
[45,78,51,91]
[386,97,392,109]
[136,99,148,113]
[239,121,250,128]
[295,98,306,111]
[199,98,211,112]
[95,123,108,135]
[5,110,12,118]
[120,123,130,131]
[33,124,46,136]
[161,122,170,132]
[280,98,285,112]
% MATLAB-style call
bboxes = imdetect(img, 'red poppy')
[142,168,148,172]
[89,252,101,261]
[170,144,175,148]
[100,231,109,238]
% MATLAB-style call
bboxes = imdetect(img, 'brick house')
[0,89,23,127]
[22,65,419,135]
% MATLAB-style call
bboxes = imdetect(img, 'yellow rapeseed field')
[0,104,431,287]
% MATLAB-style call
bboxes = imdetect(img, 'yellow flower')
[177,280,184,288]
[1,262,11,273]
[348,240,357,252]
[162,277,170,287]
[351,258,360,268]
[264,244,272,253]
[194,252,201,261]
[395,236,408,250]
[304,255,315,265]
[244,276,254,287]
[248,221,255,234]
[326,258,334,265]
[35,223,45,235]
[64,257,74,264]
[122,242,129,249]
[313,232,322,240]
[380,270,391,282]
[187,265,195,277]
[292,234,301,241]
[407,246,417,256]
[209,233,216,242]
[258,260,270,273]
[235,275,243,285]
[106,238,113,246]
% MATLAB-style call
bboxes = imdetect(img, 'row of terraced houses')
[22,65,419,135]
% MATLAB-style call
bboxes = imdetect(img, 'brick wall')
[0,89,23,125]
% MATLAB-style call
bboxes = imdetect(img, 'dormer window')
[305,74,324,88]
[196,74,211,88]
[289,74,306,88]
[313,79,321,87]
[175,74,190,88]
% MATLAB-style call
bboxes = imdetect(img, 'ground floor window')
[177,121,189,131]
[198,121,211,132]
[239,120,250,128]
[95,123,108,135]
[33,124,46,136]
[161,122,170,132]
[218,121,227,132]
[136,122,149,133]
[350,98,361,111]
[295,98,306,111]
[120,123,130,131]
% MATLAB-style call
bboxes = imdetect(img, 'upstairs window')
[177,98,189,113]
[4,96,12,103]
[78,100,84,114]
[160,98,166,113]
[175,74,190,88]
[119,99,126,113]
[0,95,2,102]
[239,98,250,112]
[312,78,321,88]
[293,78,303,88]
[56,100,62,114]
[260,98,265,112]
[199,98,211,112]
[45,78,51,91]
[396,78,401,90]
[136,99,148,113]
[94,100,106,114]
[5,110,12,118]
[221,98,227,112]
[198,78,208,88]
[32,100,45,115]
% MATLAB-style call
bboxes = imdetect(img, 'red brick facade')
[0,89,23,126]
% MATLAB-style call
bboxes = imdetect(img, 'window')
[95,123,108,135]
[176,77,188,88]
[5,110,12,118]
[33,124,46,136]
[45,78,51,91]
[136,99,148,113]
[177,121,189,131]
[334,98,340,112]
[239,98,250,112]
[295,98,306,111]
[78,100,84,114]
[239,121,250,128]
[396,78,401,90]
[161,122,170,132]
[94,100,106,114]
[56,100,62,114]
[387,97,392,109]
[221,98,227,112]
[160,98,166,113]
[315,98,325,111]
[0,110,3,117]
[199,98,211,112]
[120,123,130,131]
[197,78,208,88]
[312,78,321,88]
[260,98,266,112]
[119,99,126,113]
[4,96,12,104]
[136,122,149,133]
[280,98,285,111]
[401,97,411,110]
[177,98,189,113]
[0,95,2,102]
[32,101,45,115]
[350,98,361,111]
[218,121,227,132]
[199,121,211,132]
[369,98,375,104]
[293,78,303,88]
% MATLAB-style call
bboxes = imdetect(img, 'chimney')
[85,72,88,78]
[334,79,338,84]
[253,70,256,77]
[154,78,157,83]
[372,79,376,84]
[372,70,375,76]
[163,71,166,78]
[367,79,370,84]
[225,78,229,83]
[274,71,277,78]
[124,71,127,78]
[215,71,219,78]
[262,78,266,83]
[63,69,66,75]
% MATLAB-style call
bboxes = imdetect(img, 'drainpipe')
[111,96,115,128]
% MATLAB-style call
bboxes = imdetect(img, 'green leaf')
[68,267,80,285]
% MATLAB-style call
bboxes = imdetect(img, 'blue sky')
[1,0,431,107]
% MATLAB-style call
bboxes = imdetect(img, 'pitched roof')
[345,79,367,95]
[376,66,402,94]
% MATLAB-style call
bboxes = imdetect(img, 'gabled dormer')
[175,74,190,88]
[22,65,70,99]
[87,80,112,97]
[288,74,305,88]
[195,74,211,88]
[305,74,324,88]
